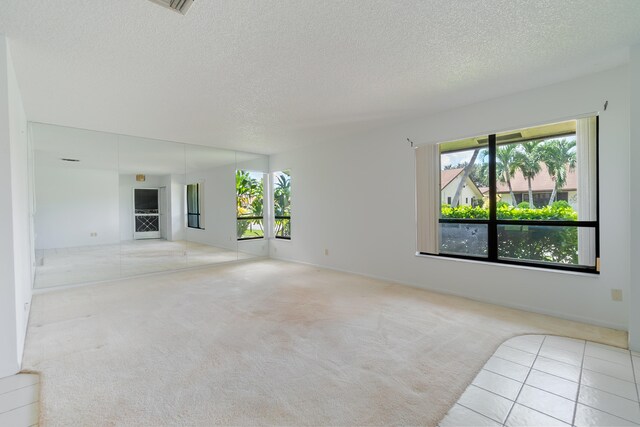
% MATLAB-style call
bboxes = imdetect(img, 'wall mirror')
[31,122,269,289]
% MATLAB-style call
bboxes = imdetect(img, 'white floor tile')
[533,356,581,382]
[581,369,639,401]
[457,385,514,424]
[503,335,544,355]
[439,404,501,427]
[578,385,640,423]
[516,385,575,424]
[539,343,583,367]
[0,374,39,396]
[585,342,633,367]
[446,336,640,427]
[633,355,640,378]
[0,384,39,414]
[505,403,570,427]
[574,403,640,427]
[544,336,585,354]
[0,402,39,426]
[583,355,635,382]
[473,369,523,401]
[495,345,537,367]
[484,356,530,382]
[525,370,578,401]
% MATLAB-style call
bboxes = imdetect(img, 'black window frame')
[422,117,600,274]
[273,170,291,240]
[186,183,204,230]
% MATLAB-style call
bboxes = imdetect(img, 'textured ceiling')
[2,1,640,154]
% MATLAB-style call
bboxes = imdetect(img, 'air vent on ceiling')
[148,0,194,15]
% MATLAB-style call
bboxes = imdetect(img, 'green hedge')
[440,203,579,264]
[441,204,577,221]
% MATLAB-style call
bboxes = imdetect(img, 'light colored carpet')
[23,260,626,426]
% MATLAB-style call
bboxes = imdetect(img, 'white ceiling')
[2,1,640,154]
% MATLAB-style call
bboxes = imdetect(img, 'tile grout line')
[0,381,40,398]
[629,352,640,412]
[501,336,546,426]
[570,339,587,427]
[0,399,39,416]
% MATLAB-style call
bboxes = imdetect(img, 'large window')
[417,117,599,273]
[186,183,203,229]
[236,170,264,240]
[273,170,291,239]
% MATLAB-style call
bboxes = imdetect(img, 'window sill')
[415,252,599,277]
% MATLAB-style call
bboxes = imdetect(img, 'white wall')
[34,165,120,249]
[629,45,640,350]
[186,164,237,251]
[0,35,32,378]
[270,65,630,330]
[169,174,186,242]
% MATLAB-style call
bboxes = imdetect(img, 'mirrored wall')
[31,123,269,289]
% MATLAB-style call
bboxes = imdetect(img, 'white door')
[133,188,161,239]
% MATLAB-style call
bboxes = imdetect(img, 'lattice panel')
[135,216,159,232]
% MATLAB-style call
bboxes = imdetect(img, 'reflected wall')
[31,123,269,289]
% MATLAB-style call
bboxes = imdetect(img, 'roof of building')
[494,164,576,194]
[441,168,463,190]
[442,164,577,195]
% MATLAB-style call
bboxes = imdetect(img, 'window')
[236,170,264,240]
[273,170,291,239]
[186,183,203,229]
[416,117,599,273]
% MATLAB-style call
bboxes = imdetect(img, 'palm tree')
[495,145,518,206]
[451,148,480,207]
[539,139,576,205]
[513,141,542,208]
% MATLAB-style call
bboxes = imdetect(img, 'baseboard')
[268,254,627,332]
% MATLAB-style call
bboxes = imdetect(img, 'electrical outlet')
[324,248,329,256]
[611,289,623,302]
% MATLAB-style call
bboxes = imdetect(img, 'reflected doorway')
[133,188,161,239]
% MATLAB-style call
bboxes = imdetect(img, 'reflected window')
[186,183,203,229]
[273,170,291,239]
[236,170,264,240]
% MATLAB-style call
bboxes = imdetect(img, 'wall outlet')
[324,248,329,256]
[611,289,623,302]
[90,232,98,237]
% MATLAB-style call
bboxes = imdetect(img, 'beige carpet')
[23,260,626,426]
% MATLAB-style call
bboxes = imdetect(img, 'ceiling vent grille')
[148,0,194,15]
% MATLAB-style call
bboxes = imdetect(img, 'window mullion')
[488,134,498,261]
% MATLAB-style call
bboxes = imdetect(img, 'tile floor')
[440,335,640,426]
[0,373,39,426]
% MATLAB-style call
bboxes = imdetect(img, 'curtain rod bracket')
[604,100,608,111]
[407,138,414,148]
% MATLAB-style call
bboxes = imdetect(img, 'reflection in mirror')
[30,123,268,289]
[185,145,239,266]
[32,123,120,288]
[117,135,187,276]
[236,152,270,259]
